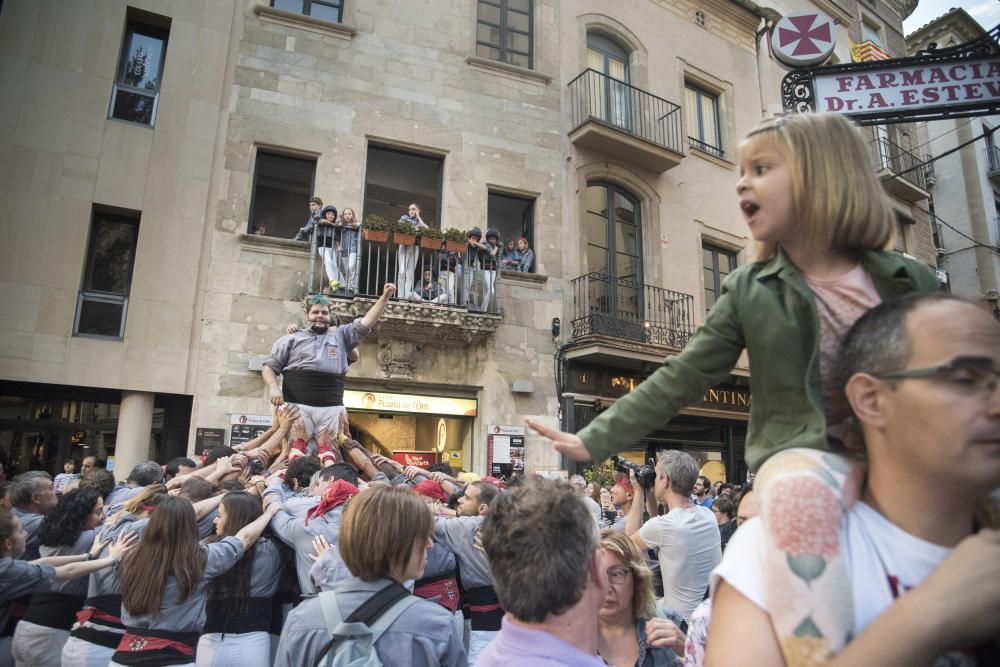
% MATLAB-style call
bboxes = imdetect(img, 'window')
[586,33,630,130]
[363,146,443,226]
[685,83,722,157]
[702,244,736,315]
[862,20,883,47]
[487,192,534,271]
[74,209,140,339]
[893,213,912,254]
[248,151,317,238]
[271,0,343,23]
[109,12,170,126]
[476,0,533,69]
[585,183,642,319]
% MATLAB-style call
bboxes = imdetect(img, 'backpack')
[314,582,421,667]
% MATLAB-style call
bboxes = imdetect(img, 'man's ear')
[844,372,887,429]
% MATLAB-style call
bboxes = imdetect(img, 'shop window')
[487,192,535,271]
[271,0,343,23]
[74,209,140,339]
[702,243,736,315]
[109,10,170,127]
[476,0,533,69]
[685,83,722,157]
[362,145,443,226]
[248,151,317,238]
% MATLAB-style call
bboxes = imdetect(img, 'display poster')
[229,414,272,447]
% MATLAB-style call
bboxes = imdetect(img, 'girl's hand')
[525,418,592,462]
[108,531,138,561]
[88,535,109,559]
[309,534,333,562]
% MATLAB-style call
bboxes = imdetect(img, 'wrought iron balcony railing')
[306,226,501,315]
[570,272,694,349]
[568,69,684,155]
[871,137,932,191]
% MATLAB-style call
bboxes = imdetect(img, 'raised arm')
[234,502,283,551]
[359,283,397,329]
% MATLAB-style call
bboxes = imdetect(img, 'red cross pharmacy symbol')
[777,13,832,57]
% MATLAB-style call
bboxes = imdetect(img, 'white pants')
[60,635,116,667]
[319,247,341,284]
[464,268,496,311]
[195,631,275,667]
[12,621,68,667]
[467,629,498,666]
[441,272,457,304]
[409,291,447,303]
[397,244,419,297]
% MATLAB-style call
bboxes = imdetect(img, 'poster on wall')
[486,425,525,478]
[391,450,438,468]
[195,428,226,455]
[229,414,272,447]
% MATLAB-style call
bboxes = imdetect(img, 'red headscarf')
[481,475,506,489]
[615,477,634,498]
[304,480,359,524]
[413,480,447,502]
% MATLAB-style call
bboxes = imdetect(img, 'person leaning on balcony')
[516,237,534,272]
[315,205,343,293]
[397,203,428,301]
[293,196,323,241]
[338,208,361,295]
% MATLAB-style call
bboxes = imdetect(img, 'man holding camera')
[624,450,721,623]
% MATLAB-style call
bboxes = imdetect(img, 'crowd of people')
[2,112,999,667]
[284,198,534,310]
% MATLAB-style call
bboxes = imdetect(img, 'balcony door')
[585,183,642,324]
[586,33,631,131]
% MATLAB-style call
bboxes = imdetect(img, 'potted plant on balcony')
[391,218,418,246]
[443,227,467,253]
[362,214,390,243]
[418,226,443,250]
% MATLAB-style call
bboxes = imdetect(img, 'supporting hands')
[309,535,333,562]
[525,418,592,462]
[107,531,139,561]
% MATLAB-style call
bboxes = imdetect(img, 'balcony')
[568,69,684,173]
[305,228,502,346]
[870,137,931,202]
[986,146,1000,184]
[567,272,695,369]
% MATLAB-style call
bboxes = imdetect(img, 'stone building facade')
[0,0,939,482]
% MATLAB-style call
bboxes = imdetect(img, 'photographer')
[623,451,720,624]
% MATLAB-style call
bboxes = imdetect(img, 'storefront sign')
[815,58,1000,114]
[771,11,836,68]
[229,414,272,447]
[782,28,1000,125]
[195,428,226,455]
[345,390,477,417]
[695,386,752,414]
[391,450,438,467]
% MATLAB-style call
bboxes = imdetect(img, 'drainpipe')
[727,0,783,119]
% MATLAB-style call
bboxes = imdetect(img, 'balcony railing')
[306,226,501,315]
[568,69,684,155]
[570,272,694,349]
[871,137,932,191]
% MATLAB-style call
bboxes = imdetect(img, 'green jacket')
[577,249,939,471]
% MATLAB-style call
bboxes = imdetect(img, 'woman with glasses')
[597,530,686,667]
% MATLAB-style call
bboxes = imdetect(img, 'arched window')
[584,182,642,321]
[585,32,630,130]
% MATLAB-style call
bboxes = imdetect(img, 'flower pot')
[419,237,442,250]
[395,233,417,246]
[444,240,466,253]
[363,229,389,243]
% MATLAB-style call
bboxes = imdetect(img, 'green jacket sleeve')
[577,275,747,462]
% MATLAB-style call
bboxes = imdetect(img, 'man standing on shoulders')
[626,450,721,623]
[477,477,609,666]
[262,286,395,473]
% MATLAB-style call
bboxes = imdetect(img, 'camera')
[610,455,656,489]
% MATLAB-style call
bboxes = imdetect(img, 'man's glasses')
[606,566,631,585]
[873,356,1000,396]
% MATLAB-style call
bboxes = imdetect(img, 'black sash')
[282,369,345,407]
[112,626,200,667]
[202,597,272,634]
[462,585,503,631]
[21,591,84,630]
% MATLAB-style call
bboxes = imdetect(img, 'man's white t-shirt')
[713,502,977,666]
[639,505,721,622]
